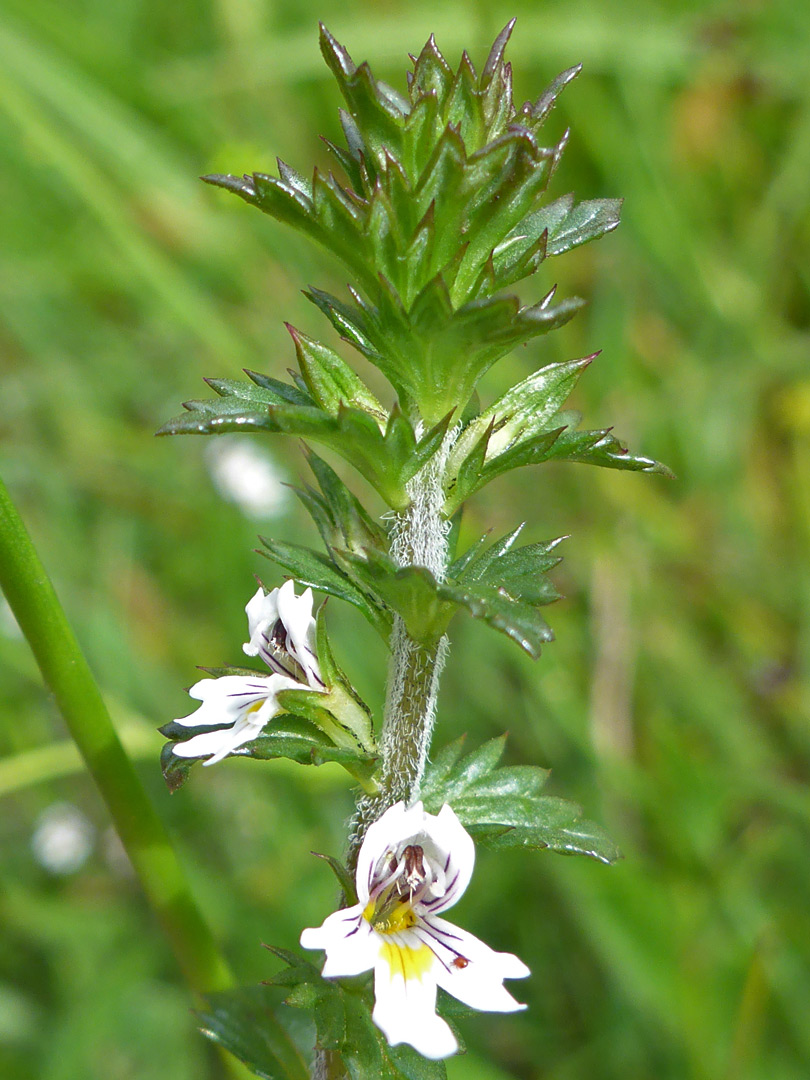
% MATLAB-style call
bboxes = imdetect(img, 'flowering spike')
[163,26,671,1072]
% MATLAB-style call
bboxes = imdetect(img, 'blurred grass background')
[1,0,809,1077]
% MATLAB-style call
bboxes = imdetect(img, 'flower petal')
[300,904,379,978]
[416,803,475,913]
[174,676,273,727]
[355,802,428,903]
[421,916,530,1013]
[243,582,323,688]
[171,718,258,763]
[372,939,457,1059]
[277,581,321,688]
[244,586,280,653]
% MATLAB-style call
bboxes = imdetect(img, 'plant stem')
[313,441,454,1078]
[0,472,233,997]
[350,436,453,855]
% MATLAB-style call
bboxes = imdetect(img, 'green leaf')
[422,737,621,864]
[244,369,315,406]
[545,197,623,256]
[337,548,555,657]
[160,714,378,792]
[443,353,672,510]
[447,353,595,482]
[156,372,313,436]
[547,426,675,477]
[253,716,376,765]
[313,987,346,1050]
[310,607,377,753]
[263,945,324,989]
[319,25,407,175]
[423,735,508,803]
[451,132,555,301]
[334,549,455,644]
[267,948,447,1079]
[522,62,582,126]
[411,34,454,107]
[301,449,389,555]
[287,325,386,420]
[468,813,623,865]
[258,537,390,638]
[439,579,554,658]
[311,851,358,905]
[418,737,468,804]
[457,526,565,606]
[197,986,310,1080]
[203,375,314,408]
[163,388,445,510]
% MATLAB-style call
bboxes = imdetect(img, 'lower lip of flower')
[378,939,434,980]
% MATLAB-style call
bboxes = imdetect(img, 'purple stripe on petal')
[422,919,464,945]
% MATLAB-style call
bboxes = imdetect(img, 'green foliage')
[160,714,377,793]
[159,365,451,511]
[292,449,388,558]
[199,19,637,436]
[7,2,808,1078]
[311,851,358,905]
[444,352,672,513]
[197,986,309,1080]
[347,548,557,656]
[261,949,449,1080]
[421,737,622,864]
[448,524,564,606]
[257,537,391,637]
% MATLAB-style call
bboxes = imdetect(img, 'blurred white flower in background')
[31,803,95,875]
[205,437,288,519]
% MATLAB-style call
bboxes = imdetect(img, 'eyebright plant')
[159,20,670,1080]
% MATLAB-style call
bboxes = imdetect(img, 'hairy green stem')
[0,472,233,997]
[350,625,448,850]
[350,435,453,852]
[313,441,453,1078]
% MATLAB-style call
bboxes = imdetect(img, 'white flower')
[171,670,301,765]
[172,581,323,766]
[300,801,529,1060]
[243,580,323,690]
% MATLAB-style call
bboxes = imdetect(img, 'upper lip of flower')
[356,801,474,916]
[300,800,530,1060]
[243,579,324,689]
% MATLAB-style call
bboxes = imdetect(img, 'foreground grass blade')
[0,471,233,996]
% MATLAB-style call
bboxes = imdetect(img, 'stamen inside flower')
[402,844,426,891]
[260,623,303,681]
[363,844,437,932]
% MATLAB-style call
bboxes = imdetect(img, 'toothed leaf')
[422,737,621,864]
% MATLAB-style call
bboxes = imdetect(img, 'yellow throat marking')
[379,940,434,982]
[363,899,416,935]
[363,899,432,980]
